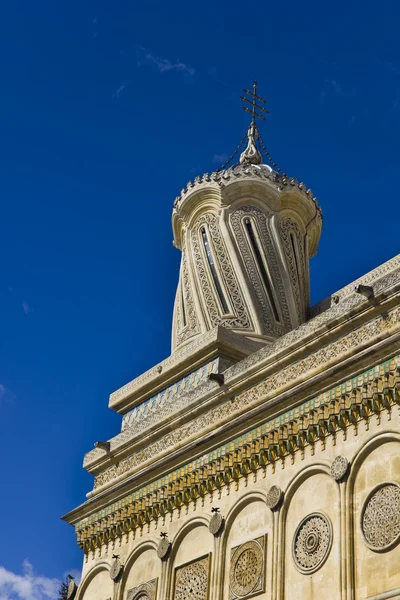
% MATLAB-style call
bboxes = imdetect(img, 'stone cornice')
[89,297,400,494]
[63,286,400,530]
[83,255,400,476]
[63,346,400,555]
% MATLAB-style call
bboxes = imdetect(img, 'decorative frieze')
[94,307,400,490]
[121,359,218,432]
[75,353,400,553]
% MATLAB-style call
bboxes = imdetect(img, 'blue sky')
[1,1,399,597]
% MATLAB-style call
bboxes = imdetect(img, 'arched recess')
[347,431,400,600]
[219,490,273,600]
[166,516,213,600]
[75,561,113,600]
[278,462,340,600]
[116,539,160,600]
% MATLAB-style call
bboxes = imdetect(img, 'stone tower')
[63,84,400,600]
[171,161,322,351]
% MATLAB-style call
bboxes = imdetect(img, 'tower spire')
[240,81,269,165]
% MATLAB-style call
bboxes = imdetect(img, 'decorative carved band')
[76,354,400,554]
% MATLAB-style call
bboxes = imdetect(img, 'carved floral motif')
[174,555,210,600]
[293,513,332,573]
[230,537,265,600]
[361,483,400,551]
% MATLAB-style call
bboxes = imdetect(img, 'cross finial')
[240,81,269,124]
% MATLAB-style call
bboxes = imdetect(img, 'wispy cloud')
[212,153,228,164]
[113,81,129,99]
[0,385,6,402]
[0,560,59,600]
[22,301,32,315]
[137,47,195,76]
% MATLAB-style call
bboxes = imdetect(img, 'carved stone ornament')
[209,511,224,536]
[110,557,123,581]
[67,580,77,600]
[230,536,265,600]
[127,578,158,600]
[157,537,171,560]
[330,456,350,481]
[361,482,400,552]
[266,485,283,510]
[293,513,332,574]
[174,554,210,600]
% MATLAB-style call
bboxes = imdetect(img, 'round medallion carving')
[67,580,77,600]
[361,482,400,552]
[175,560,208,600]
[110,557,123,581]
[293,513,332,574]
[230,539,263,597]
[209,511,224,536]
[331,456,349,481]
[157,537,171,560]
[266,485,283,510]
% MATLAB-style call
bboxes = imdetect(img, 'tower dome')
[171,83,322,352]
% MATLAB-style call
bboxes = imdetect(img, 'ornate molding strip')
[85,260,400,468]
[75,352,400,553]
[92,307,400,490]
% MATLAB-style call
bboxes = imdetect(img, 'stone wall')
[75,408,400,600]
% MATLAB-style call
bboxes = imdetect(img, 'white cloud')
[138,47,195,76]
[0,385,6,400]
[0,560,60,600]
[113,82,127,99]
[22,302,32,315]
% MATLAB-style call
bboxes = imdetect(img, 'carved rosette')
[174,555,210,600]
[266,485,283,510]
[330,456,349,481]
[230,536,265,600]
[110,557,123,581]
[361,482,400,552]
[209,512,224,536]
[127,578,158,600]
[157,537,171,560]
[293,513,332,574]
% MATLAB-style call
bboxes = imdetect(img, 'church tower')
[63,83,400,600]
[171,82,321,351]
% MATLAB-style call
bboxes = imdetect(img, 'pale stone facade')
[63,105,400,600]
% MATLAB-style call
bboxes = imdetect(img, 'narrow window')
[180,281,187,327]
[244,218,280,322]
[290,232,301,284]
[201,227,229,314]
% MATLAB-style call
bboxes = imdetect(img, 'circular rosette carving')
[157,537,171,560]
[209,511,224,536]
[266,485,283,510]
[175,560,208,600]
[361,482,400,552]
[331,456,349,481]
[67,580,77,600]
[230,539,264,597]
[110,557,123,581]
[293,513,332,574]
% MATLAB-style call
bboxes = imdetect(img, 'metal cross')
[240,80,269,123]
